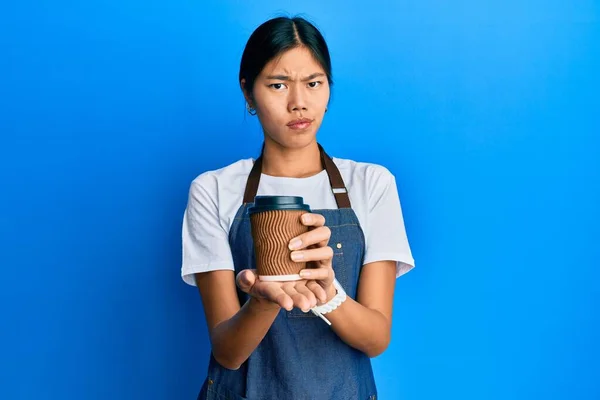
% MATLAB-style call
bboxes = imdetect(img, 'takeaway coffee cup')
[248,196,311,281]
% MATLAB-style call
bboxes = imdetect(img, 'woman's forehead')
[261,47,325,77]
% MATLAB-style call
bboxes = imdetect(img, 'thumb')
[236,269,257,293]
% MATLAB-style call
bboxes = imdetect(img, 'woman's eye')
[308,81,322,88]
[269,83,286,90]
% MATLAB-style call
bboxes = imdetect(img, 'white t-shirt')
[181,156,415,286]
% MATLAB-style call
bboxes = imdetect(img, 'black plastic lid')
[248,195,311,214]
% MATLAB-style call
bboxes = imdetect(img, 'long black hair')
[239,16,333,100]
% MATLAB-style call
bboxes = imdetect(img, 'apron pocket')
[205,378,247,400]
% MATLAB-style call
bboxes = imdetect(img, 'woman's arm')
[290,212,399,357]
[195,268,329,370]
[304,261,397,357]
[195,271,280,370]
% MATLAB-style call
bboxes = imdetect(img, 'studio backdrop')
[1,1,598,399]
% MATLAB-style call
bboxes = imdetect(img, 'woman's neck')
[261,140,322,178]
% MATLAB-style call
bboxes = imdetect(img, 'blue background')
[1,1,599,399]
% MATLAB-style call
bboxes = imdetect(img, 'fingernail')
[291,252,304,261]
[289,239,302,250]
[302,214,312,224]
[299,270,311,278]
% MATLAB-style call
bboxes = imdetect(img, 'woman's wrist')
[310,279,347,325]
[247,295,280,314]
[324,283,338,303]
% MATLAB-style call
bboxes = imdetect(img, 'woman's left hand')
[289,212,337,304]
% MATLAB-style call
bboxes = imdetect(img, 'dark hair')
[239,16,333,100]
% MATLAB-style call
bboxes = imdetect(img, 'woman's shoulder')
[331,156,395,183]
[189,158,253,193]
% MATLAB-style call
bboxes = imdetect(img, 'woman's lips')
[287,118,313,130]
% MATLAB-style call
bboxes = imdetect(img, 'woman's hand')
[235,269,327,312]
[236,212,336,312]
[290,213,337,304]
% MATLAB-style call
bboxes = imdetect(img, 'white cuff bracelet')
[310,278,347,325]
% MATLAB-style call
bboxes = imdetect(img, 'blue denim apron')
[198,144,377,400]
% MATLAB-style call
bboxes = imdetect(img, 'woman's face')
[245,46,330,150]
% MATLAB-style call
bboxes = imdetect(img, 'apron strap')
[242,154,263,205]
[242,143,352,209]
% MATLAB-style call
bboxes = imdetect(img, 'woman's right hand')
[236,269,328,312]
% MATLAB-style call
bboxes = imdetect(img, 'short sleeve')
[363,167,415,277]
[181,177,235,286]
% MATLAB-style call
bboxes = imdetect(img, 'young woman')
[181,16,415,400]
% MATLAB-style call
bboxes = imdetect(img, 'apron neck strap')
[242,143,351,208]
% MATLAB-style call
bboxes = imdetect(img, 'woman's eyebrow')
[265,72,325,81]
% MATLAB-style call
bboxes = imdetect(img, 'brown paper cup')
[250,209,309,281]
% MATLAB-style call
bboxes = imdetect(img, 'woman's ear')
[240,79,253,107]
